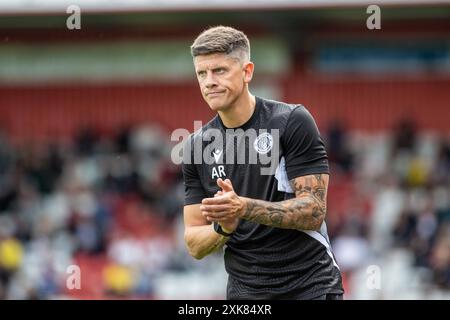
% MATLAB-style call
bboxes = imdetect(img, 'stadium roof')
[1,0,449,14]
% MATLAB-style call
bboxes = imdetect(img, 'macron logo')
[213,149,222,164]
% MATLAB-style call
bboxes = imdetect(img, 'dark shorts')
[311,293,344,300]
[227,276,344,300]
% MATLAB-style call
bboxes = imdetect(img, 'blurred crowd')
[0,124,184,299]
[0,118,449,299]
[327,119,450,297]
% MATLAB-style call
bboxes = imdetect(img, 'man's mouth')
[206,91,225,97]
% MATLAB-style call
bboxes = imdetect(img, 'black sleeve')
[182,136,207,205]
[282,106,329,180]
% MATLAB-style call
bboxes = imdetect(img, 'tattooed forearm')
[240,174,328,231]
[241,198,325,230]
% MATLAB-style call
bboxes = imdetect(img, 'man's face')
[193,53,253,112]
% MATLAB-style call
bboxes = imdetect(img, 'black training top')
[182,96,344,299]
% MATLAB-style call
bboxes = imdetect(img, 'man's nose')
[204,72,218,89]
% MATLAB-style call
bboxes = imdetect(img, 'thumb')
[217,178,234,192]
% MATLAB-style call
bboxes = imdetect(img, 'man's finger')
[202,196,229,205]
[224,179,234,189]
[202,211,228,219]
[206,216,232,223]
[200,204,229,212]
[217,178,233,192]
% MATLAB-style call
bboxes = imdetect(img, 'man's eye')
[197,71,206,77]
[215,68,225,74]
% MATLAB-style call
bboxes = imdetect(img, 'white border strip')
[302,228,340,270]
[0,0,449,14]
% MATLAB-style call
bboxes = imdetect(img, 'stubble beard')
[209,86,244,114]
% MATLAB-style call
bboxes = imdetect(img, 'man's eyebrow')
[212,66,228,70]
[196,63,228,73]
[196,66,218,72]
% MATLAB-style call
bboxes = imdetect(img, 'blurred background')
[0,0,449,299]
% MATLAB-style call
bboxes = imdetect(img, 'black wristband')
[213,222,233,237]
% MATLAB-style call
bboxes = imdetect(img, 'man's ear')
[243,61,254,83]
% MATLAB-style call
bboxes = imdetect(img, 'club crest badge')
[253,132,273,154]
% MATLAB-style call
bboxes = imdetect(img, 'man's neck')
[218,92,256,129]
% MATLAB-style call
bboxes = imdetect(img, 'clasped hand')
[200,178,246,224]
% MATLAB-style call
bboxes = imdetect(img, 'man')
[182,26,343,300]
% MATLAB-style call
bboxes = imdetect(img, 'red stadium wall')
[0,76,449,143]
[283,74,450,132]
[0,83,214,143]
